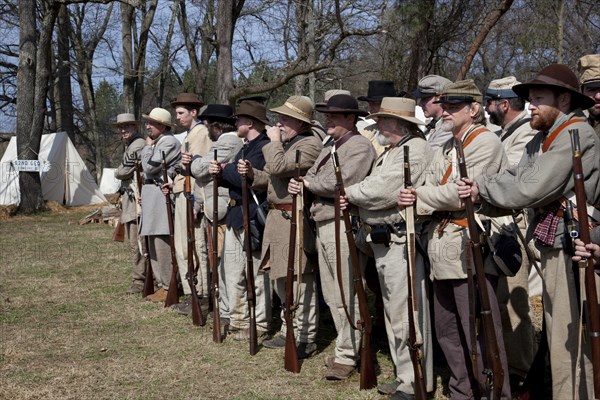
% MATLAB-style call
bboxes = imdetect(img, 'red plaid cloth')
[533,202,561,247]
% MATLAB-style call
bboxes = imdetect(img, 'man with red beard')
[460,64,600,399]
[578,54,600,137]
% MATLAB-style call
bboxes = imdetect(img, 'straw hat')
[142,107,175,127]
[369,97,425,125]
[111,113,141,128]
[270,96,314,124]
[513,64,595,110]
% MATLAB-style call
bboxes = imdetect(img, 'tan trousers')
[273,272,318,343]
[221,226,270,332]
[315,219,361,366]
[370,236,433,393]
[541,246,596,399]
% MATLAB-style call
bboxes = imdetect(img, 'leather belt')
[269,203,293,212]
[315,195,334,205]
[364,222,406,235]
[144,179,163,185]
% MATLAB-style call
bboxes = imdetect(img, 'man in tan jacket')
[239,95,323,358]
[289,94,376,380]
[399,80,511,399]
[163,93,212,314]
[343,97,433,399]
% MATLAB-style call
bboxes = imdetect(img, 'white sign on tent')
[0,132,107,206]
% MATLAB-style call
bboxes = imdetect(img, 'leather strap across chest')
[440,127,488,185]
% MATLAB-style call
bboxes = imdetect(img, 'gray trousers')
[273,272,318,343]
[125,220,145,286]
[147,235,171,290]
[221,226,270,332]
[316,219,360,366]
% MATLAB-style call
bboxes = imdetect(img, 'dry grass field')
[0,205,542,400]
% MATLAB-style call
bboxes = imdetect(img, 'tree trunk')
[157,1,178,107]
[215,0,235,104]
[17,0,58,213]
[120,2,136,115]
[455,0,514,80]
[56,3,75,141]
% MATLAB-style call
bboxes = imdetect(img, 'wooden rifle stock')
[332,151,377,390]
[211,149,223,343]
[184,143,205,326]
[284,150,301,373]
[569,129,600,397]
[403,146,427,399]
[455,140,504,399]
[112,220,125,242]
[135,161,155,297]
[162,151,180,307]
[241,149,258,355]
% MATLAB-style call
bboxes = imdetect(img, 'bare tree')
[455,0,514,80]
[16,0,59,213]
[121,0,157,117]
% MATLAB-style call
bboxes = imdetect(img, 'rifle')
[241,148,258,355]
[135,161,155,297]
[162,151,180,307]
[210,149,223,343]
[184,142,205,326]
[284,150,301,373]
[403,146,427,399]
[569,129,600,397]
[455,139,504,399]
[332,150,377,390]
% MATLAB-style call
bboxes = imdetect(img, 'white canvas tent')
[0,132,107,206]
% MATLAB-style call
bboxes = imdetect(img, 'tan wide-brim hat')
[369,97,425,126]
[270,96,315,124]
[111,113,141,128]
[142,107,175,127]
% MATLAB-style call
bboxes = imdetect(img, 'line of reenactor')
[112,54,600,399]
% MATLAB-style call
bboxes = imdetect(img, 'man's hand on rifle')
[208,159,222,176]
[457,178,481,203]
[181,151,192,166]
[237,159,254,180]
[573,238,600,265]
[161,182,173,196]
[288,177,304,195]
[397,187,416,209]
[339,195,350,211]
